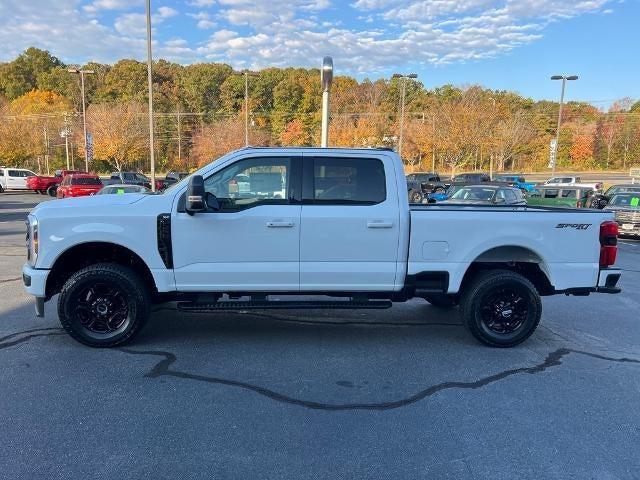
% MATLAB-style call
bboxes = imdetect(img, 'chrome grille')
[616,210,640,224]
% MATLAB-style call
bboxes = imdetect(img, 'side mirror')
[186,175,206,214]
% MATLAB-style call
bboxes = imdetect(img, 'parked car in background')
[526,186,594,208]
[25,170,83,196]
[0,167,36,192]
[441,185,526,205]
[106,172,168,191]
[607,193,640,237]
[165,171,189,186]
[56,174,103,198]
[97,184,150,195]
[493,174,536,192]
[450,172,491,183]
[589,184,640,209]
[543,176,603,192]
[406,172,447,203]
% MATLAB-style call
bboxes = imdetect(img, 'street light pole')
[550,75,578,175]
[392,73,417,159]
[320,56,333,148]
[68,68,95,172]
[145,0,156,191]
[244,71,249,146]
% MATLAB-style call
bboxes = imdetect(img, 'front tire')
[58,263,151,348]
[47,185,58,197]
[460,270,541,348]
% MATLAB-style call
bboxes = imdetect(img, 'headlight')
[27,216,38,266]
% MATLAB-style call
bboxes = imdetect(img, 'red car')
[56,174,103,199]
[26,170,83,196]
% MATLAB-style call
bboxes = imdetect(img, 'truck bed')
[407,204,613,294]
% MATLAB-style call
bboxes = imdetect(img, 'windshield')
[450,187,496,201]
[607,185,640,196]
[609,194,640,207]
[98,185,146,194]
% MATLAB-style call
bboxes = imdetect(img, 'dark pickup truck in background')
[406,172,448,203]
[105,172,168,191]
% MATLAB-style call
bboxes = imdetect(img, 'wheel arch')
[45,241,157,300]
[458,245,554,296]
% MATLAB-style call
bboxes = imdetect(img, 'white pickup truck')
[23,147,622,348]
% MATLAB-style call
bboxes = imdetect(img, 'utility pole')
[177,111,182,164]
[68,68,95,171]
[43,127,50,175]
[550,75,578,175]
[61,116,71,169]
[392,73,417,158]
[145,0,156,191]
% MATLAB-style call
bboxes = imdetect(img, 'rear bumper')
[556,268,621,296]
[597,268,622,294]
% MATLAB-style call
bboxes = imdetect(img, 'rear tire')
[47,185,57,197]
[57,263,151,348]
[409,189,424,203]
[0,184,4,193]
[460,270,541,348]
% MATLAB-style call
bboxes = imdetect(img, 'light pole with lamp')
[550,75,578,175]
[68,68,94,172]
[392,73,417,158]
[320,56,333,148]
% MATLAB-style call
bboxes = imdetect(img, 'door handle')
[367,220,393,228]
[266,221,294,228]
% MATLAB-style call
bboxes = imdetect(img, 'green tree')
[0,47,63,99]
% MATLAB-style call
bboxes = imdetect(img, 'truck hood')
[32,193,148,215]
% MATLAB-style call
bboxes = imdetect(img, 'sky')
[0,0,638,104]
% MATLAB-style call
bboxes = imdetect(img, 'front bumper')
[22,264,49,317]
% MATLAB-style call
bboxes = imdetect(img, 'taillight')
[599,220,618,268]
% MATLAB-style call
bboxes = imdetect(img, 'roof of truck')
[238,146,395,152]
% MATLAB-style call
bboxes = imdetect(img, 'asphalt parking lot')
[1,191,639,479]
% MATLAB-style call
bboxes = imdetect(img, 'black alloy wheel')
[58,263,150,347]
[460,270,541,347]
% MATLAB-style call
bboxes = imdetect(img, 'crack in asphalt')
[3,327,639,411]
[0,328,65,350]
[116,347,640,411]
[0,277,22,284]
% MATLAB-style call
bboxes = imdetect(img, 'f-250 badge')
[555,223,591,230]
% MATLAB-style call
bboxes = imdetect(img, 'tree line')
[1,47,639,174]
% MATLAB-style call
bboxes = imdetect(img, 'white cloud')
[0,0,618,74]
[188,11,217,29]
[114,6,177,36]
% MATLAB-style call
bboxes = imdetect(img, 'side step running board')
[177,300,392,311]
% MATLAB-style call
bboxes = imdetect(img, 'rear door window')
[561,189,577,198]
[544,189,559,198]
[311,157,386,205]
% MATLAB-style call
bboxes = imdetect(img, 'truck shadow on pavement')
[2,302,640,412]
